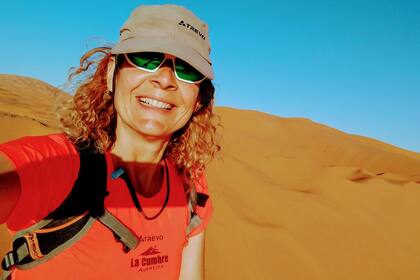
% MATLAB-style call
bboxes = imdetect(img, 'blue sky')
[1,0,419,152]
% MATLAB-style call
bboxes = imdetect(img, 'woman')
[0,4,219,280]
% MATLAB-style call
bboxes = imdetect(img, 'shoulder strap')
[47,147,108,219]
[185,180,210,237]
[1,147,138,279]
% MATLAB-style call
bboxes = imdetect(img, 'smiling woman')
[0,4,220,280]
[60,47,218,185]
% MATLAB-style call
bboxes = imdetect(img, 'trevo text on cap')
[111,4,214,80]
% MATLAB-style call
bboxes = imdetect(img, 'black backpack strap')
[47,147,109,219]
[1,214,96,274]
[197,193,209,207]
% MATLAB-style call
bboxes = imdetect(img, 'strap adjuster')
[1,251,17,271]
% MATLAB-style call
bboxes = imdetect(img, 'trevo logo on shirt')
[139,234,164,243]
[130,245,169,273]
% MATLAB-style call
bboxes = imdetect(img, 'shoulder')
[0,133,79,169]
[3,131,80,171]
[6,132,74,147]
[2,133,82,230]
[1,132,76,152]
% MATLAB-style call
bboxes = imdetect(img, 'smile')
[137,97,173,110]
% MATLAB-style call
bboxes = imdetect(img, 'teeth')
[138,97,173,110]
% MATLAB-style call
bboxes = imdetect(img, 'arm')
[179,231,206,280]
[0,153,21,223]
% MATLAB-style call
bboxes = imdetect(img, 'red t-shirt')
[0,133,213,280]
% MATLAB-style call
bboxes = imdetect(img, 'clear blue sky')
[1,0,419,152]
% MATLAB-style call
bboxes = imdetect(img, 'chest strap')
[1,211,138,279]
[97,210,139,252]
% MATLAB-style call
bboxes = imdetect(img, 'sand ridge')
[1,75,420,279]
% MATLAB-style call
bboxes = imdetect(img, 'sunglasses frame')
[123,53,206,84]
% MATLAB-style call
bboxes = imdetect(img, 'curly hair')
[57,47,221,183]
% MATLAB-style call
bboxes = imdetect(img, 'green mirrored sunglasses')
[123,52,206,84]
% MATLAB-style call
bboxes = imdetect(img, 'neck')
[109,122,171,197]
[111,132,169,164]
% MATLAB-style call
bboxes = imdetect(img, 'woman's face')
[110,55,200,140]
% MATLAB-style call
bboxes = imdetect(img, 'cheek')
[112,84,128,115]
[113,94,124,117]
[112,70,139,111]
[180,85,200,110]
[114,68,148,95]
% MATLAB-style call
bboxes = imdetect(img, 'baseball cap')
[111,4,214,80]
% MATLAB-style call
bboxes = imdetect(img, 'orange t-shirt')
[0,133,213,280]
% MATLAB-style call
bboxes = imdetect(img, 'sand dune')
[207,107,420,279]
[0,74,68,129]
[1,75,420,279]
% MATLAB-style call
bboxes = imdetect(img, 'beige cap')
[111,4,214,80]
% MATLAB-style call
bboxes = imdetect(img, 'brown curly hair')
[57,47,221,182]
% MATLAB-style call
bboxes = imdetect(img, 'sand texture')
[1,74,420,279]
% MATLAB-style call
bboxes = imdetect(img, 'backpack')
[1,147,209,279]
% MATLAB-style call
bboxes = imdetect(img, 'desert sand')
[1,74,420,279]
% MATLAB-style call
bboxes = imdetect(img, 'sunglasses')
[123,52,206,84]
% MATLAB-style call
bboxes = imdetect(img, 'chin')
[134,121,172,139]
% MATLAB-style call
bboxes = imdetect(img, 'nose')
[150,59,178,91]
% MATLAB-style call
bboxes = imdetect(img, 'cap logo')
[178,20,206,40]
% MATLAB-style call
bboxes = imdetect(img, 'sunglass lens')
[175,58,205,82]
[127,52,165,71]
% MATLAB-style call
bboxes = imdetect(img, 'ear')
[107,56,116,92]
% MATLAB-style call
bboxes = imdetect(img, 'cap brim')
[111,37,214,80]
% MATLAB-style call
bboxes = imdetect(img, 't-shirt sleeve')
[187,172,214,238]
[0,133,80,231]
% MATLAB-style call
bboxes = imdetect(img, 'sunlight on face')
[111,56,200,141]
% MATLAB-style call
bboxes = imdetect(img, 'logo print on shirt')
[130,245,169,272]
[140,246,160,256]
[139,234,164,243]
